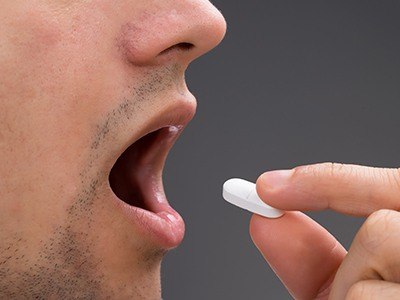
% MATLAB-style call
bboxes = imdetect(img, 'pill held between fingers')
[222,178,284,218]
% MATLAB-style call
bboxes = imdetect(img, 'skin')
[251,163,400,299]
[0,0,225,298]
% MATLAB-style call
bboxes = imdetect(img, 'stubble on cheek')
[0,65,182,299]
[0,177,161,299]
[0,179,108,299]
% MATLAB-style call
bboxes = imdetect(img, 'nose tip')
[187,2,227,61]
[121,1,227,66]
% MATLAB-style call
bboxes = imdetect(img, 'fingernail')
[260,170,293,189]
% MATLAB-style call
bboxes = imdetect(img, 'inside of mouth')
[108,128,164,211]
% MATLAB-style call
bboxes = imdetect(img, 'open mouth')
[108,125,186,248]
[109,126,176,209]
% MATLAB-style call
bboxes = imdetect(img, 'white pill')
[223,178,284,218]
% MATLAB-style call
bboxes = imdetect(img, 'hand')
[249,163,400,299]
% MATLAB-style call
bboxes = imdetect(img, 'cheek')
[3,4,64,67]
[0,4,123,205]
[1,1,147,121]
[0,6,60,101]
[1,4,127,134]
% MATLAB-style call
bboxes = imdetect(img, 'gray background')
[162,1,400,299]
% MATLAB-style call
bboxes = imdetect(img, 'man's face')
[0,0,225,298]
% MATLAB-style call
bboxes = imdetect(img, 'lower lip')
[114,199,185,249]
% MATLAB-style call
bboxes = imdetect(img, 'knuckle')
[358,209,400,253]
[391,168,400,193]
[346,282,370,300]
[326,162,348,178]
[294,162,350,179]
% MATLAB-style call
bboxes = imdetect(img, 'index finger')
[256,163,400,216]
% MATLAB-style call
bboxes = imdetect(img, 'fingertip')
[256,168,322,211]
[249,212,294,251]
[255,174,272,204]
[249,213,266,246]
[257,170,294,190]
[248,212,346,299]
[255,175,266,198]
[256,171,293,209]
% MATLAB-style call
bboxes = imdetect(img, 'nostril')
[158,42,194,56]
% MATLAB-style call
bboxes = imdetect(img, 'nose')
[121,0,227,66]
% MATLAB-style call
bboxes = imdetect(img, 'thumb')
[250,212,346,299]
[256,163,400,216]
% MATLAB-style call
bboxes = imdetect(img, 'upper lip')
[106,93,196,249]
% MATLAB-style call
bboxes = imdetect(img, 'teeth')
[168,125,183,134]
[160,126,182,146]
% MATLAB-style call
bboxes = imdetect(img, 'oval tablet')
[223,178,284,218]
